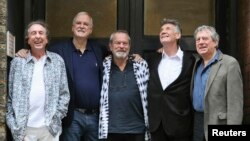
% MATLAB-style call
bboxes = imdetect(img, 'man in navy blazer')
[145,19,195,141]
[49,12,108,141]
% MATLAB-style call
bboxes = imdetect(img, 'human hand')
[15,49,29,58]
[130,54,143,62]
[157,47,164,53]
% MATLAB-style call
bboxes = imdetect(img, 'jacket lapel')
[191,54,201,99]
[63,40,74,81]
[165,51,193,90]
[153,53,164,90]
[204,53,223,97]
[176,51,191,81]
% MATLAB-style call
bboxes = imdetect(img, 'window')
[144,0,215,36]
[46,0,117,38]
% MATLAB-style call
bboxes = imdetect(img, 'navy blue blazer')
[48,38,108,127]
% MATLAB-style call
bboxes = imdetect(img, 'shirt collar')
[207,49,220,66]
[26,50,50,63]
[72,41,92,52]
[199,49,221,68]
[162,46,183,61]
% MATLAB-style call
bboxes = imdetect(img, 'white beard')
[113,51,129,59]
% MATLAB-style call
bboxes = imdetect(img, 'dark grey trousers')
[193,111,205,141]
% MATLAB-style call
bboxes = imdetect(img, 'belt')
[75,108,99,114]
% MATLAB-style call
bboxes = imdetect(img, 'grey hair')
[72,11,93,27]
[109,30,131,45]
[25,20,49,40]
[161,18,182,34]
[25,20,49,49]
[194,25,220,42]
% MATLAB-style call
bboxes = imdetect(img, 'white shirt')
[158,47,183,90]
[27,56,46,127]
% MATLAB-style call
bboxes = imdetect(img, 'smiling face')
[195,29,218,58]
[72,13,93,39]
[27,24,48,51]
[109,32,130,59]
[159,23,181,45]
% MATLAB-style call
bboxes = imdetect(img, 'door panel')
[144,0,214,36]
[46,0,117,38]
[42,0,215,53]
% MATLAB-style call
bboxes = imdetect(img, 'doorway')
[43,0,215,54]
[9,0,237,56]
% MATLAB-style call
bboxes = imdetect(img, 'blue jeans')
[106,133,144,141]
[60,110,100,141]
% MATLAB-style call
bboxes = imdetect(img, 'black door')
[11,0,237,56]
[23,0,203,54]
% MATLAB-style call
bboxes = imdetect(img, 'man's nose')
[197,39,205,44]
[34,33,41,38]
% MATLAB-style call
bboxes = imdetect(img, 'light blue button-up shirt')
[193,50,220,112]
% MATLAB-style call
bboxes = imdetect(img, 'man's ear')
[109,43,112,51]
[89,27,93,34]
[176,32,181,40]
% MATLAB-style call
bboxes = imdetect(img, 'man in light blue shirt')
[193,51,220,112]
[192,25,243,141]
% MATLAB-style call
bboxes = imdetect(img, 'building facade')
[0,0,6,140]
[0,0,250,140]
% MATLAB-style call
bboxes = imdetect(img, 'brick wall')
[238,0,250,124]
[0,0,7,140]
